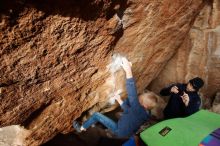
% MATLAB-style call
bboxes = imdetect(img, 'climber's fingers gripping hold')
[121,57,132,72]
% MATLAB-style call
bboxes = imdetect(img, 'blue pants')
[82,112,118,134]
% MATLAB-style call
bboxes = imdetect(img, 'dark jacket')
[160,83,201,119]
[116,78,150,138]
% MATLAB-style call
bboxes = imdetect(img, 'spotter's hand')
[181,92,190,107]
[170,86,179,94]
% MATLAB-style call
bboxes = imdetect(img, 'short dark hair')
[189,77,204,91]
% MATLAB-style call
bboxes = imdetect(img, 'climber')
[160,77,204,119]
[73,58,158,138]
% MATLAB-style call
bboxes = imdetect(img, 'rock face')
[0,0,208,145]
[0,125,29,146]
[210,92,220,114]
[149,0,220,106]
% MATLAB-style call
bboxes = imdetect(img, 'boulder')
[0,0,206,145]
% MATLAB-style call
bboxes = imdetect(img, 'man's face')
[186,82,196,92]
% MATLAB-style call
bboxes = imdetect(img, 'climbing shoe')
[73,121,82,133]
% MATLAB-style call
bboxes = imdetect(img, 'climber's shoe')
[73,121,82,133]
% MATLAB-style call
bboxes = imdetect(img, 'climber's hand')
[113,94,123,105]
[121,58,132,78]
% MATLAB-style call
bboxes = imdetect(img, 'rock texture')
[0,0,208,145]
[149,0,220,107]
[0,1,126,145]
[0,125,29,146]
[210,92,220,114]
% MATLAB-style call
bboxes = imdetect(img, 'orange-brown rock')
[210,92,220,114]
[0,0,206,145]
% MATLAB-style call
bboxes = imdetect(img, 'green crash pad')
[140,110,220,146]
